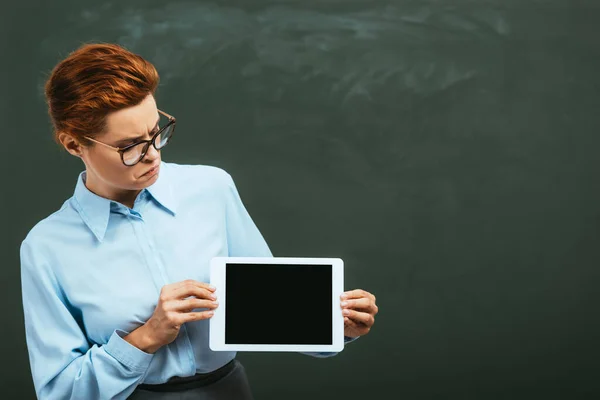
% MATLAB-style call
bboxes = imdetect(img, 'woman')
[20,43,379,400]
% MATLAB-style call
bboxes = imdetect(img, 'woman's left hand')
[340,289,378,338]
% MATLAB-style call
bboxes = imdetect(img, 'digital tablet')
[209,257,345,352]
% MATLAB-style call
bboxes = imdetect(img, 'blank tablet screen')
[225,263,332,345]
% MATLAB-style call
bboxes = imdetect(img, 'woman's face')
[69,94,162,204]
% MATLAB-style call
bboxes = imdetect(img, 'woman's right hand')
[142,279,219,353]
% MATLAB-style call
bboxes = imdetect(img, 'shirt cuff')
[104,329,154,373]
[344,335,359,344]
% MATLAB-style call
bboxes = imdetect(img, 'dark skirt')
[128,359,254,399]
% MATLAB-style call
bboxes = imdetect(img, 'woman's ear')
[58,132,83,158]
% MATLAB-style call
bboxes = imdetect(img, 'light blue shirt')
[20,161,356,400]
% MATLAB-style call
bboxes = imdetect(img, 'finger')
[341,298,376,313]
[341,289,372,300]
[176,310,215,324]
[172,279,216,292]
[346,298,378,315]
[171,284,217,301]
[170,298,219,312]
[342,309,375,327]
[344,317,358,327]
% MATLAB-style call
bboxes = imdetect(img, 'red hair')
[44,42,160,147]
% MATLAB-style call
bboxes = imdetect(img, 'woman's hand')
[142,280,219,353]
[340,289,378,338]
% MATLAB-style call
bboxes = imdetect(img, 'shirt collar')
[73,161,177,243]
[146,162,178,216]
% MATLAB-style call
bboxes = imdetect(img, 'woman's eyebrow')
[115,116,161,145]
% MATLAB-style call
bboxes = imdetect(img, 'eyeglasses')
[84,109,176,166]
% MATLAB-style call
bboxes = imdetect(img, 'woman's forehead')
[102,96,158,140]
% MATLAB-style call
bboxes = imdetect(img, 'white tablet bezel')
[209,256,344,352]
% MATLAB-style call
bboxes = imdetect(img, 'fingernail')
[211,294,217,300]
[343,309,350,315]
[341,301,348,307]
[209,285,216,290]
[212,301,219,305]
[341,294,347,299]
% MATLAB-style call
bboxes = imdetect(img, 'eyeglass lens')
[122,123,174,166]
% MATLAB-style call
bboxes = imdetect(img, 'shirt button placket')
[130,208,196,374]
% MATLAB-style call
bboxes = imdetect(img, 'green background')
[3,0,600,398]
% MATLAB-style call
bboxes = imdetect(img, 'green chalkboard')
[3,0,600,398]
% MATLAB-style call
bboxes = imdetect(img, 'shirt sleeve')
[20,238,155,400]
[300,335,360,358]
[223,171,273,257]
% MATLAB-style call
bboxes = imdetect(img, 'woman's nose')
[145,143,160,160]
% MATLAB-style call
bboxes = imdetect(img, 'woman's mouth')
[142,164,159,177]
